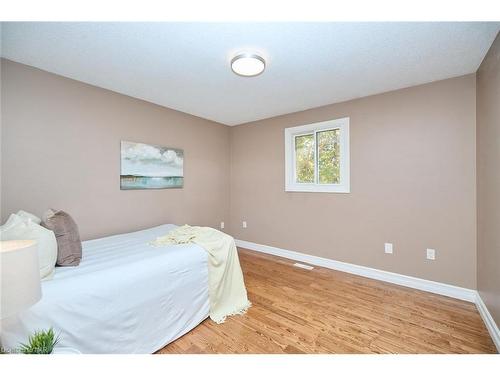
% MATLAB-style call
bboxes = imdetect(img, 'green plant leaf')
[19,328,60,354]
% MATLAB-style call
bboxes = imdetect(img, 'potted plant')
[19,328,59,354]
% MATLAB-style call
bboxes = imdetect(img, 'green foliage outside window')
[294,129,340,184]
[317,129,340,184]
[295,134,315,183]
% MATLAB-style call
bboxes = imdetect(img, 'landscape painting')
[120,141,184,190]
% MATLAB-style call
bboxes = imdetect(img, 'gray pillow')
[42,209,82,266]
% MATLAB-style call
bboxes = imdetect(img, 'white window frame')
[285,117,350,193]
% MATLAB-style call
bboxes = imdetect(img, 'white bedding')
[0,224,210,354]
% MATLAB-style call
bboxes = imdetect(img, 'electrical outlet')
[426,248,436,260]
[220,222,225,229]
[384,243,393,254]
[242,221,247,228]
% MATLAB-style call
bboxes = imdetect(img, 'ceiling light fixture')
[231,53,266,77]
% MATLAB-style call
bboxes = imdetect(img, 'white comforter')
[0,224,210,354]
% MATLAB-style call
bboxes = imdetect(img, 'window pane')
[317,129,340,184]
[294,134,315,183]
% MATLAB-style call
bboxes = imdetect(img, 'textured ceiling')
[1,22,499,125]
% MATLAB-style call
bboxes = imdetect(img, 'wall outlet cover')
[384,243,393,254]
[427,248,436,260]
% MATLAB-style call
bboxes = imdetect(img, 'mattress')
[0,224,210,354]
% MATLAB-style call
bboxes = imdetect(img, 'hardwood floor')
[157,248,497,354]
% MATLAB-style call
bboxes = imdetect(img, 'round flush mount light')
[231,53,266,77]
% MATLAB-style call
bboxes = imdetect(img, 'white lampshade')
[0,240,42,318]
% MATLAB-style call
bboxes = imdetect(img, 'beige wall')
[0,58,481,291]
[1,59,230,240]
[477,32,500,325]
[229,75,477,288]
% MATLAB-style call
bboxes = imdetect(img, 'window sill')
[285,184,350,193]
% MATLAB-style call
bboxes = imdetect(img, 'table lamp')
[1,240,42,319]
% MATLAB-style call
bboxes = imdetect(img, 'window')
[285,117,350,193]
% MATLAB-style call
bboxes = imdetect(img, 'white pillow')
[0,213,19,230]
[17,210,42,225]
[1,214,57,280]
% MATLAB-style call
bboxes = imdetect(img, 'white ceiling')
[1,22,499,125]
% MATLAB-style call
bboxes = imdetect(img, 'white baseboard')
[475,292,500,352]
[236,239,499,352]
[235,239,476,302]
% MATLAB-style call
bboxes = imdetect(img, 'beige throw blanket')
[150,225,251,324]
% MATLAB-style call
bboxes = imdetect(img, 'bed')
[0,224,210,354]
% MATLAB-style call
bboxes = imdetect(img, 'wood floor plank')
[156,249,497,354]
